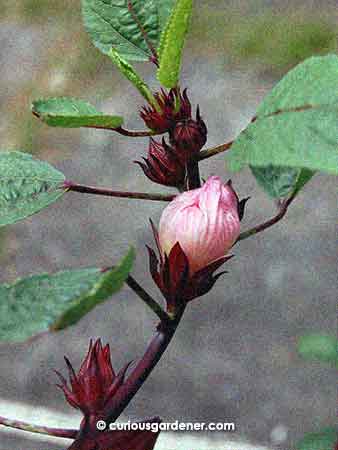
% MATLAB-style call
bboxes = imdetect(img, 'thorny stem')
[105,305,186,422]
[0,416,77,439]
[127,1,159,66]
[236,192,297,242]
[198,140,234,161]
[125,275,171,324]
[63,181,176,202]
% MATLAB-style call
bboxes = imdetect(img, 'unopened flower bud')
[159,176,240,274]
[135,138,186,187]
[170,106,207,162]
[55,339,130,416]
[140,88,191,133]
[147,177,241,312]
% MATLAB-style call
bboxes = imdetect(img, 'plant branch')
[186,159,201,189]
[0,416,77,439]
[198,140,234,161]
[236,192,297,242]
[105,305,186,422]
[127,1,159,66]
[63,181,176,202]
[113,127,158,137]
[125,275,171,324]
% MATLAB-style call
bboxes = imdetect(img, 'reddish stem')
[63,181,176,202]
[237,192,296,242]
[0,415,77,439]
[105,306,185,422]
[113,127,158,137]
[198,140,234,161]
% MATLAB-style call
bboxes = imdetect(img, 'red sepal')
[147,223,234,312]
[135,138,186,187]
[140,88,192,133]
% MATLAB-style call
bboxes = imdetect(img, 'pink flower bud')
[158,176,240,275]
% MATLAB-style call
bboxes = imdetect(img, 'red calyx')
[55,339,130,416]
[146,220,233,314]
[169,106,207,163]
[134,137,186,188]
[140,88,192,133]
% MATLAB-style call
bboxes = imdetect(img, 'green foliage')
[82,0,175,61]
[296,427,338,450]
[298,334,338,367]
[0,151,66,227]
[0,247,135,342]
[157,0,193,88]
[291,168,315,198]
[255,55,338,116]
[32,97,123,129]
[226,55,338,198]
[250,165,300,198]
[107,48,157,106]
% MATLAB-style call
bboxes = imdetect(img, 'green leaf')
[107,48,157,107]
[249,166,315,199]
[32,97,123,129]
[157,0,193,88]
[250,165,300,198]
[82,0,175,61]
[226,55,338,195]
[297,334,338,367]
[158,0,176,30]
[228,105,338,172]
[0,151,65,227]
[296,427,338,450]
[292,168,315,197]
[0,247,135,342]
[256,55,338,116]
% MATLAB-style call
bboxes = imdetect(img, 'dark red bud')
[170,107,207,163]
[140,88,192,133]
[56,339,130,417]
[135,138,186,188]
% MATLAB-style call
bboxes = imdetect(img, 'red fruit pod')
[170,106,207,163]
[135,138,186,188]
[55,339,130,416]
[140,87,192,133]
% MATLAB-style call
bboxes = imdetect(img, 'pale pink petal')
[158,176,240,274]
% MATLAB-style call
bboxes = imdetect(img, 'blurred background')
[0,1,337,449]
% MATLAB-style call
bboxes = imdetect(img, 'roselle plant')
[0,1,337,450]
